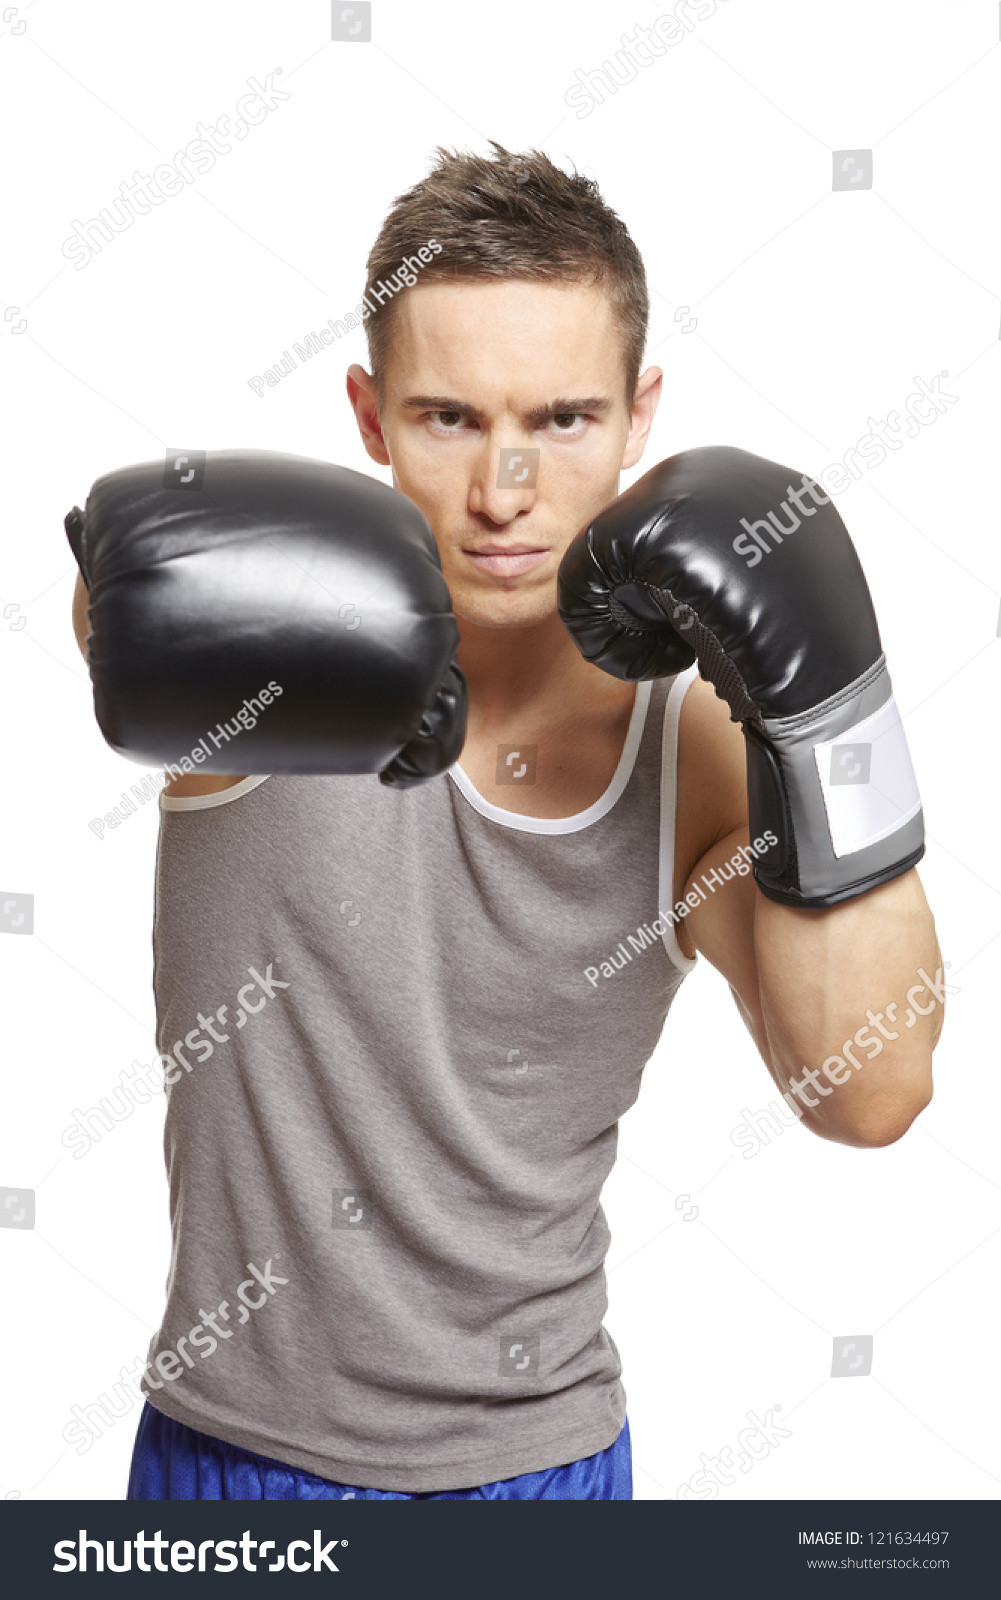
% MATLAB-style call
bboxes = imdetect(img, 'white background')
[0,0,998,1502]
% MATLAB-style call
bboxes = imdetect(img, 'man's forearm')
[72,570,90,659]
[752,868,943,1148]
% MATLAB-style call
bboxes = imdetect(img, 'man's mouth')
[462,544,551,578]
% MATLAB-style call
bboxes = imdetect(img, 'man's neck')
[453,611,639,817]
[456,613,612,728]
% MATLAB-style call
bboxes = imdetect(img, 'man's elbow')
[855,1089,933,1148]
[827,1076,934,1150]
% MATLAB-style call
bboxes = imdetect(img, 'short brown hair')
[362,141,649,404]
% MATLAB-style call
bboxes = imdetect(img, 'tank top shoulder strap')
[657,665,700,974]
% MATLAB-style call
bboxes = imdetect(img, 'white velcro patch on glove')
[814,695,921,858]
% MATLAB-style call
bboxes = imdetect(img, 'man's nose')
[468,441,541,521]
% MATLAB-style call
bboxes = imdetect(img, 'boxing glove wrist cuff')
[745,655,925,909]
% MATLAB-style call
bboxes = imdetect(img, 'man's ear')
[620,365,663,472]
[346,364,391,466]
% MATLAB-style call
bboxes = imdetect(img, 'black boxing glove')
[378,659,468,789]
[65,449,466,785]
[557,445,924,909]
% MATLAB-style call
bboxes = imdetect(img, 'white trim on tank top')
[659,665,700,974]
[160,773,271,810]
[449,668,699,976]
[447,680,653,836]
[155,671,700,976]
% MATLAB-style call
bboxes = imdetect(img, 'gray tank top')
[143,666,697,1491]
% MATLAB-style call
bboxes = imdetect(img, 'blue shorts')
[127,1401,632,1501]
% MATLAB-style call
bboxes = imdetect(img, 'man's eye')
[433,411,465,428]
[552,413,583,430]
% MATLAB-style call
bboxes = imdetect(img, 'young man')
[71,144,942,1501]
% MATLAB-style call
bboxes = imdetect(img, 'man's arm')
[675,678,941,1149]
[71,569,90,657]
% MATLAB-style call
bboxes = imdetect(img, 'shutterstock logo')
[162,448,206,489]
[332,1188,373,1228]
[830,743,871,785]
[60,73,290,270]
[53,1528,344,1573]
[496,744,537,785]
[332,2,370,40]
[832,149,873,190]
[831,1334,873,1377]
[1,1186,34,1228]
[497,448,539,488]
[499,1335,539,1377]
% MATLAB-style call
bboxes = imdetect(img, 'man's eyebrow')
[525,397,613,426]
[400,395,477,413]
[399,395,614,423]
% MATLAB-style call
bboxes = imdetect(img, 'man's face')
[348,279,660,629]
